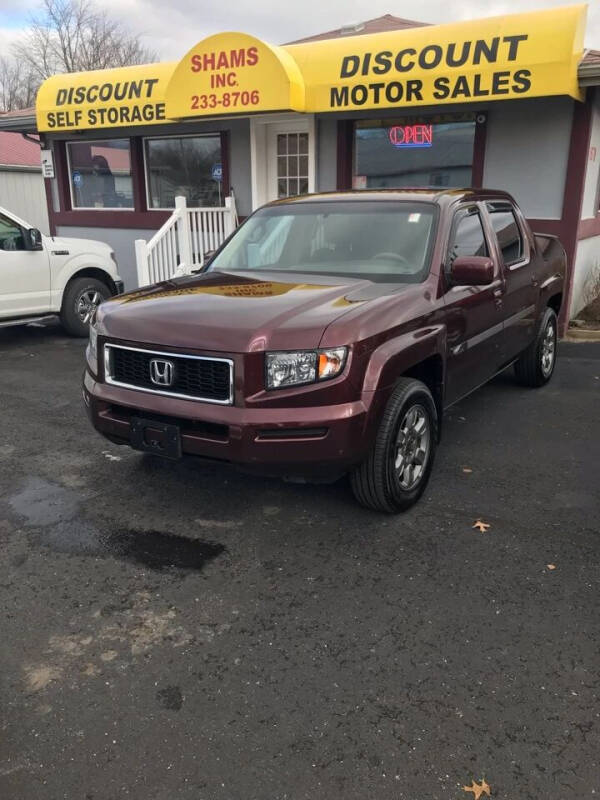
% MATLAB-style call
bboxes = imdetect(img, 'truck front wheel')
[60,277,110,337]
[350,377,438,513]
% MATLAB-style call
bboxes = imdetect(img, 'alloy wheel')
[77,290,103,324]
[541,319,556,377]
[393,404,431,490]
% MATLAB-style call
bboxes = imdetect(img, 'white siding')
[483,96,573,220]
[571,235,600,318]
[581,93,600,220]
[571,92,600,319]
[56,226,158,289]
[0,168,50,234]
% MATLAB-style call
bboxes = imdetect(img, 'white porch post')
[134,238,150,287]
[175,195,193,273]
[224,195,237,237]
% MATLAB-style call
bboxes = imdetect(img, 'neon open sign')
[389,124,433,148]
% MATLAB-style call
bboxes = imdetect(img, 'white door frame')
[250,113,316,210]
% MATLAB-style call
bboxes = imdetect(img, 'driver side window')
[0,213,25,252]
[447,207,488,272]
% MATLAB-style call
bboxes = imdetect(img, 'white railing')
[135,194,238,286]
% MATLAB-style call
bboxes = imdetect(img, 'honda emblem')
[149,358,175,387]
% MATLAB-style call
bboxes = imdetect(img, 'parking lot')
[0,321,598,800]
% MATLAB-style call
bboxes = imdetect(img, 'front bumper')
[83,369,372,478]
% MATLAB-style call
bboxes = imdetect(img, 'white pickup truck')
[0,206,123,336]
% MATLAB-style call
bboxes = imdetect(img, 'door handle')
[493,288,503,298]
[531,274,539,286]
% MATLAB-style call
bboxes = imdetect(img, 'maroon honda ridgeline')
[83,190,565,512]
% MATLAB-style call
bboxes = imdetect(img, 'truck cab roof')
[265,188,517,209]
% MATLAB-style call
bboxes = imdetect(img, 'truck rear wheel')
[350,377,438,513]
[60,277,110,337]
[514,307,557,387]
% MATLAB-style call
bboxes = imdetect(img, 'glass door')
[273,132,310,199]
[266,120,313,202]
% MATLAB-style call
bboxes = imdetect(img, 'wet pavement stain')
[156,685,184,711]
[102,529,226,572]
[8,477,83,527]
[5,478,226,572]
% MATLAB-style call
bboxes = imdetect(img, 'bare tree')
[0,0,157,111]
[0,56,38,111]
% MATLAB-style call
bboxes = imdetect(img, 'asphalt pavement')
[0,320,598,800]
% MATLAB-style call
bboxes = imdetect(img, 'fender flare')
[54,265,118,311]
[362,324,447,394]
[360,325,447,443]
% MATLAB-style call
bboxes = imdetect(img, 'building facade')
[1,5,599,330]
[0,130,50,234]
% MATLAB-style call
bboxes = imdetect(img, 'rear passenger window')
[448,208,488,268]
[488,206,524,266]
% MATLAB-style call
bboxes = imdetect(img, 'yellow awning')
[165,32,304,120]
[288,4,586,112]
[36,61,176,132]
[36,4,586,132]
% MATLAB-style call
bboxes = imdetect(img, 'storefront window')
[145,135,223,208]
[67,139,133,209]
[354,114,477,190]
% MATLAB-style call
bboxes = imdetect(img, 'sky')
[0,0,598,63]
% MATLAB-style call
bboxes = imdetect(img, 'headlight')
[266,348,347,389]
[86,315,98,375]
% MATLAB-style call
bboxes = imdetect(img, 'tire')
[514,307,558,388]
[60,277,110,337]
[350,377,438,513]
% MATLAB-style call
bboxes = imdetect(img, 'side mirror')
[191,250,216,274]
[450,256,494,286]
[25,228,43,251]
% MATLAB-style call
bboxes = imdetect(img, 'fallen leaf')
[546,564,556,570]
[472,520,491,532]
[462,468,473,474]
[463,778,491,799]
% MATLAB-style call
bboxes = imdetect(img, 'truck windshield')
[209,201,437,283]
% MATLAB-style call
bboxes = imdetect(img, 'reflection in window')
[354,116,477,190]
[0,213,25,251]
[449,210,488,265]
[67,139,133,209]
[145,135,223,208]
[488,208,524,265]
[211,202,436,283]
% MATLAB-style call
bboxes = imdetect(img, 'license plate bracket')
[130,417,182,460]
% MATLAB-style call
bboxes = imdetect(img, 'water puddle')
[40,522,225,571]
[101,528,225,571]
[6,477,226,572]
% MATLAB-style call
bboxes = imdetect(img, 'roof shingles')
[287,14,428,44]
[0,131,41,168]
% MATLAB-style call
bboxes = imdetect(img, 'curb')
[564,328,600,342]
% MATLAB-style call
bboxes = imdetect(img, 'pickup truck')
[83,189,565,512]
[0,205,123,336]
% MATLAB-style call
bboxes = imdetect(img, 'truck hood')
[46,234,113,258]
[97,269,393,352]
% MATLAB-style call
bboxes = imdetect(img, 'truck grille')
[104,344,233,404]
